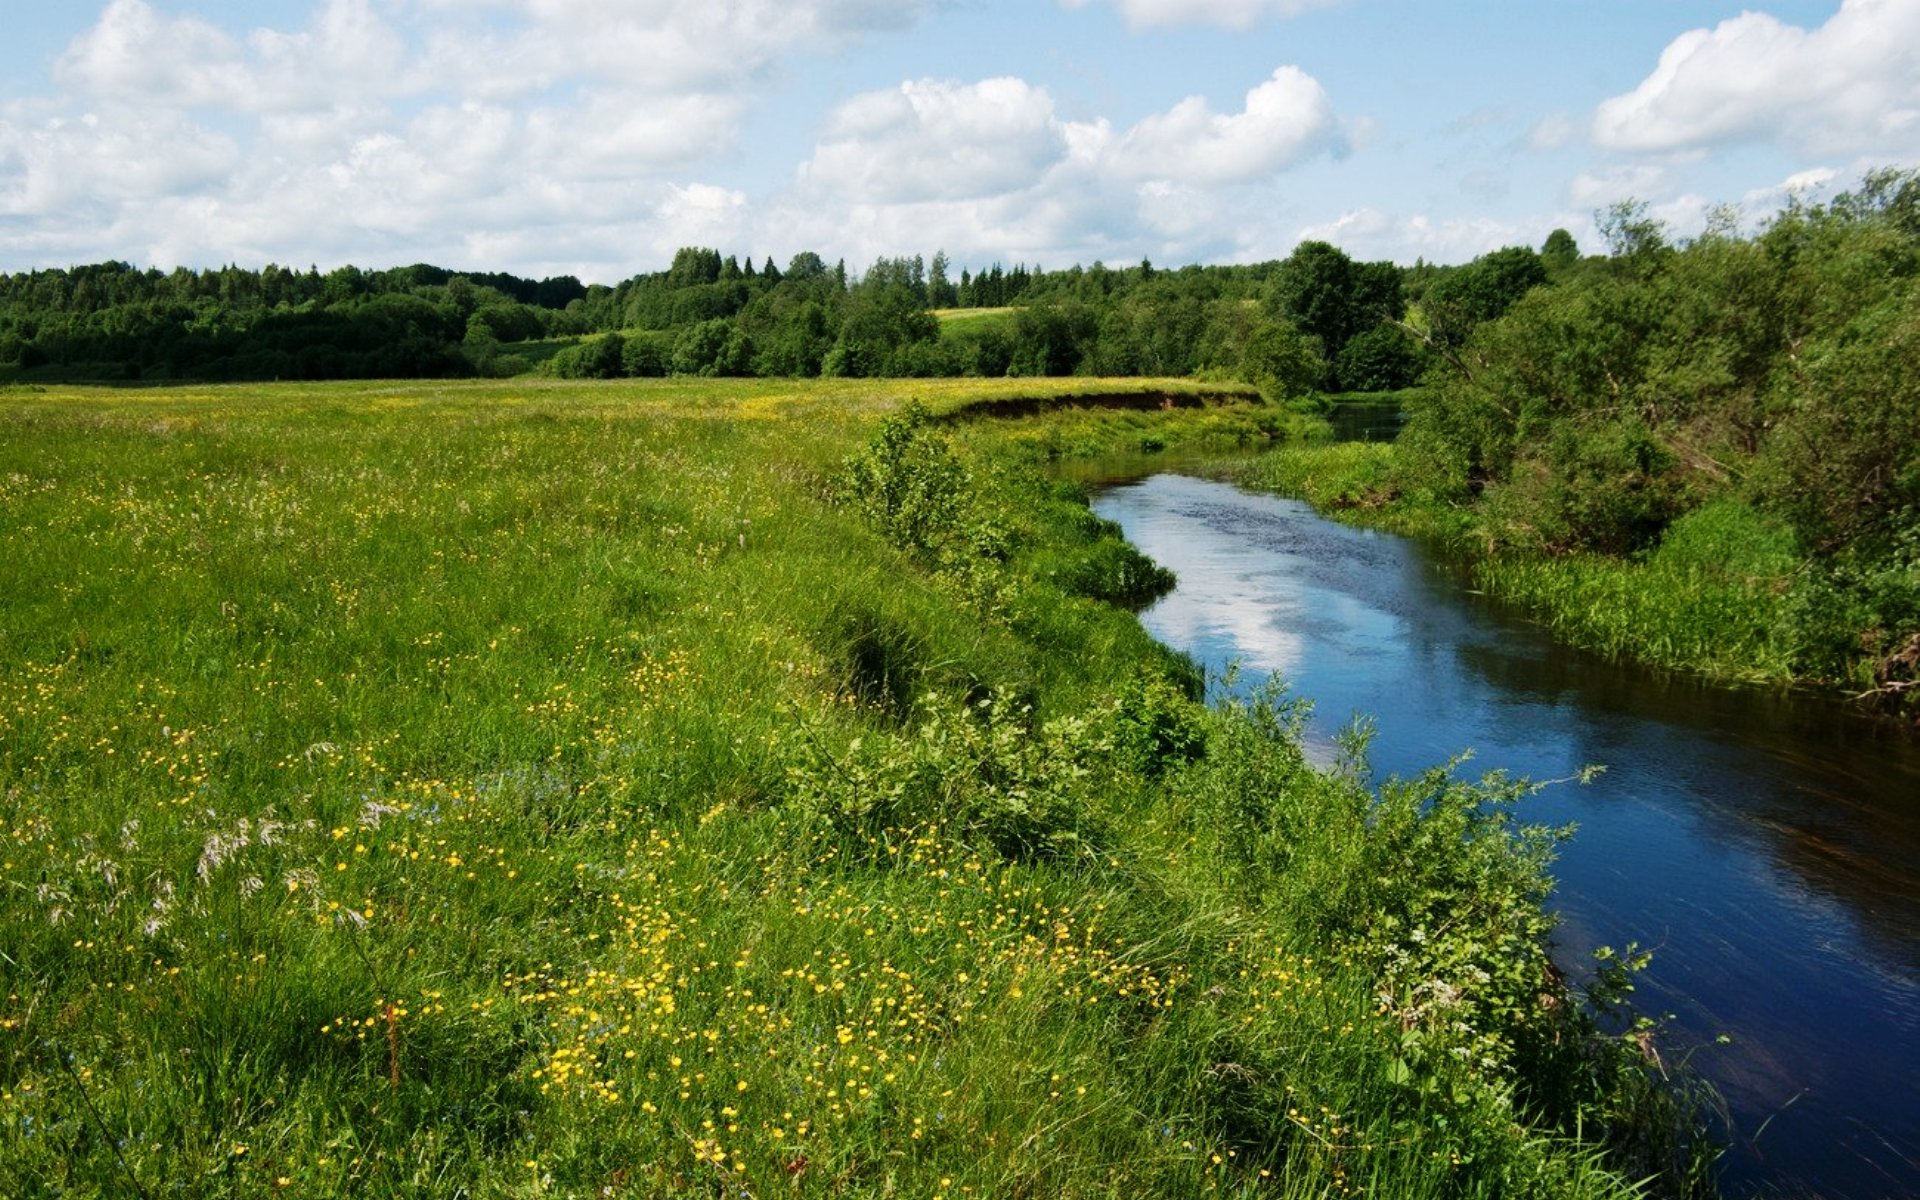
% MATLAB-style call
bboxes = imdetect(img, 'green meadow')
[1,379,1702,1198]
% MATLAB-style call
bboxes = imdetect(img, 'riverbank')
[1093,471,1920,1200]
[0,380,1703,1197]
[1236,440,1920,718]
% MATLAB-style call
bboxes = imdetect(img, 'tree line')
[0,262,589,382]
[534,237,1565,395]
[1,237,1565,392]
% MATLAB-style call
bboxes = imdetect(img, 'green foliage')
[1176,683,1710,1195]
[620,329,672,377]
[836,402,1013,610]
[670,317,753,376]
[1385,170,1920,705]
[1244,440,1406,513]
[549,332,627,379]
[1422,245,1549,350]
[1007,303,1099,376]
[1334,323,1426,392]
[1756,293,1920,555]
[1483,415,1681,554]
[1049,534,1177,608]
[1542,228,1582,274]
[0,245,1413,393]
[1270,240,1359,348]
[1246,443,1803,682]
[0,261,583,382]
[1240,319,1325,403]
[839,402,980,559]
[782,691,1115,861]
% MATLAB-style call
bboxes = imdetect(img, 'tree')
[1542,228,1580,274]
[1599,201,1669,271]
[1240,319,1324,402]
[666,247,723,287]
[1424,246,1549,349]
[786,252,827,281]
[672,319,752,376]
[929,251,957,308]
[1271,240,1359,357]
[1007,304,1097,376]
[1334,324,1425,392]
[752,301,831,377]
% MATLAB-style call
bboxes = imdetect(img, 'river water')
[1091,471,1920,1199]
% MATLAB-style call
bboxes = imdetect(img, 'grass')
[0,378,1706,1197]
[931,307,1017,325]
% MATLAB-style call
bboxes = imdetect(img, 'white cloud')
[414,0,938,94]
[58,0,412,113]
[796,68,1346,201]
[1060,0,1341,30]
[800,78,1068,203]
[3,0,965,277]
[1108,67,1347,184]
[1565,163,1677,211]
[1560,164,1852,248]
[0,108,241,217]
[1594,0,1920,157]
[648,183,752,259]
[787,68,1349,265]
[1742,166,1839,209]
[525,90,748,177]
[1527,111,1577,152]
[55,0,246,109]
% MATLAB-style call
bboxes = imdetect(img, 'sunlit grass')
[0,378,1696,1197]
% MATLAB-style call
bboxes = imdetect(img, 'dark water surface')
[1092,473,1920,1200]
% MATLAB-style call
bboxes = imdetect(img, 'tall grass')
[0,379,1705,1197]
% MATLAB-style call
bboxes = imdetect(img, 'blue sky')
[1,0,1914,281]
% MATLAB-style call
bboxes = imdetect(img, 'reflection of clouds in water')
[1141,579,1305,677]
[1109,477,1398,685]
[1104,480,1310,678]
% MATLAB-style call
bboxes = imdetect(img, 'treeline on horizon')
[0,229,1560,391]
[0,262,593,382]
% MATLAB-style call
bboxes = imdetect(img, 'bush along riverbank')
[1244,173,1920,720]
[0,380,1709,1197]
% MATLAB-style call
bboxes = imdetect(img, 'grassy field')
[0,379,1703,1197]
[931,308,1017,325]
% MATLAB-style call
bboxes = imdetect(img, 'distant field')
[931,306,1017,323]
[495,336,578,369]
[0,378,1684,1198]
[932,307,1019,341]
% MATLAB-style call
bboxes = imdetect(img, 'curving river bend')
[1092,471,1920,1200]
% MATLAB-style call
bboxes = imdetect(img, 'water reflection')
[1094,473,1920,1200]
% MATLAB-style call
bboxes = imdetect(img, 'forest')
[1,232,1540,395]
[0,262,589,382]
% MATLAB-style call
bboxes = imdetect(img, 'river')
[1091,470,1920,1199]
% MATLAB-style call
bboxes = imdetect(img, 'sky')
[1,0,1916,282]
